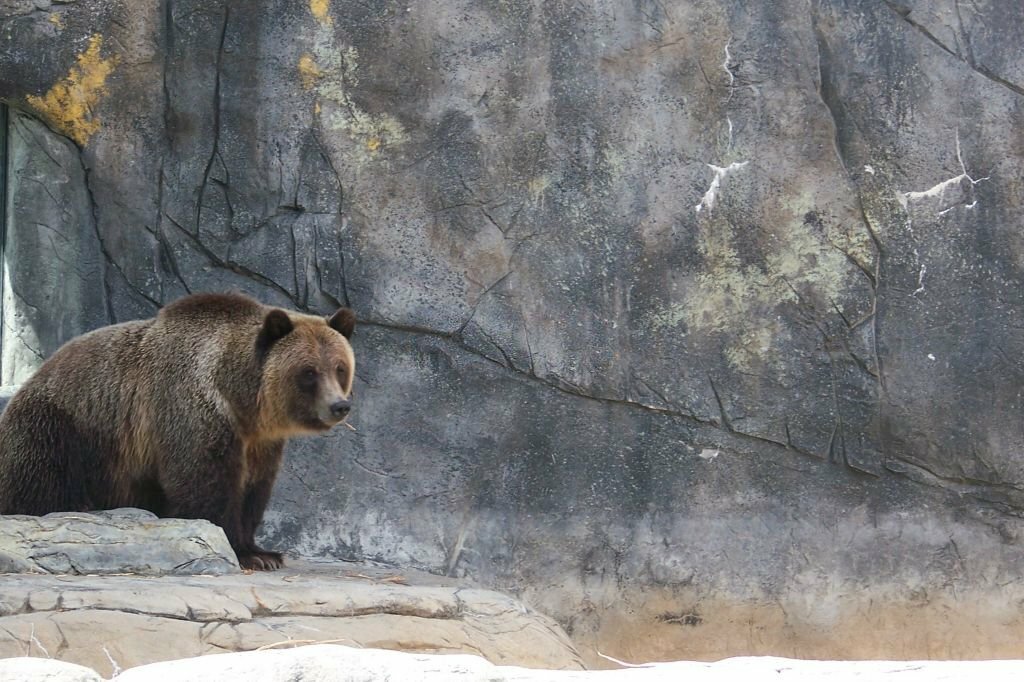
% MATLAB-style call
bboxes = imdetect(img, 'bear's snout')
[317,396,351,426]
[329,399,351,419]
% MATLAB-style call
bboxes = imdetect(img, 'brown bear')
[0,292,356,571]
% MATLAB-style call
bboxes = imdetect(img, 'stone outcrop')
[0,508,239,575]
[3,0,1024,666]
[0,559,583,676]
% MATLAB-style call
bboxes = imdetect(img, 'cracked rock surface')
[2,0,1024,667]
[0,559,583,676]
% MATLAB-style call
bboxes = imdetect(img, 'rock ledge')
[0,558,583,676]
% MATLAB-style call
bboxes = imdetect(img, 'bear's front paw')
[238,549,285,571]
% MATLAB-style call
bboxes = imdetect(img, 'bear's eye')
[336,366,347,378]
[297,367,319,391]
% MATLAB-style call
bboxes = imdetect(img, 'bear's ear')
[256,309,294,359]
[328,307,356,340]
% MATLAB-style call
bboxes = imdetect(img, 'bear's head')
[255,306,357,435]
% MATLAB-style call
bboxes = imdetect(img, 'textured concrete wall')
[2,0,1024,666]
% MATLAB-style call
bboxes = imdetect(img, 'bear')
[0,292,356,571]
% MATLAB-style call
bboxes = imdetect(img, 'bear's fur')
[0,292,356,571]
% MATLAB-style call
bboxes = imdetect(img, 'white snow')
[102,646,1024,682]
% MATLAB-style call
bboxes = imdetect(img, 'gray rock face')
[0,560,583,676]
[0,508,240,575]
[1,112,107,384]
[2,0,1024,665]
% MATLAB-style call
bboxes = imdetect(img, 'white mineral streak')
[722,42,736,147]
[695,161,749,214]
[913,263,926,296]
[900,131,989,211]
[722,41,735,89]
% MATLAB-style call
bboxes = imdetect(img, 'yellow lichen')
[650,187,871,371]
[302,2,406,164]
[310,0,333,26]
[311,39,407,161]
[677,215,788,338]
[298,53,322,90]
[601,145,628,183]
[723,325,778,372]
[325,103,407,156]
[528,175,551,206]
[26,35,119,146]
[48,13,64,29]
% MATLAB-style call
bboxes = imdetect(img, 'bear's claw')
[238,549,284,571]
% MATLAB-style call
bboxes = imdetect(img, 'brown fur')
[0,292,356,571]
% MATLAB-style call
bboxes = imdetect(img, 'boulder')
[0,509,239,575]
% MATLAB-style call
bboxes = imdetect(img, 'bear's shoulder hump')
[159,292,264,322]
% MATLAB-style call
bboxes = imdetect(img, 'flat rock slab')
[0,560,583,676]
[6,645,1024,682]
[0,509,239,576]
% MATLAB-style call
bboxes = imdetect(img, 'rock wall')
[2,0,1024,667]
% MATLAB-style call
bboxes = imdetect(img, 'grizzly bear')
[0,292,356,571]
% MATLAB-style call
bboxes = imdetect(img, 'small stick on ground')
[596,650,652,669]
[343,572,408,585]
[255,637,361,651]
